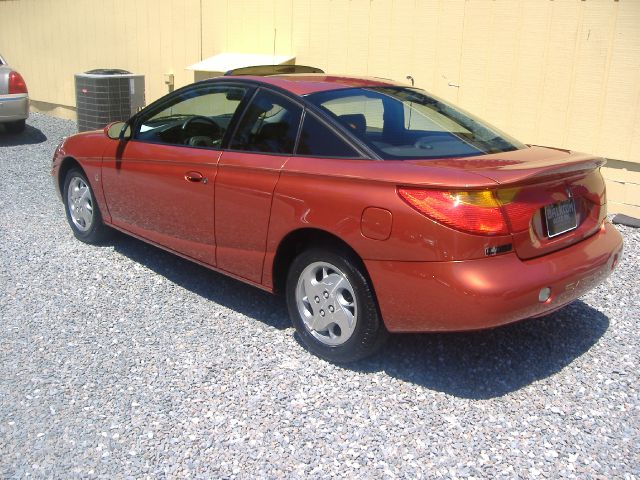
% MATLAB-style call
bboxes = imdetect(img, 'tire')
[5,120,26,134]
[63,168,111,244]
[286,247,388,363]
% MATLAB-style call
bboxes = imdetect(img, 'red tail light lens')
[398,188,509,235]
[8,71,28,94]
[496,186,590,233]
[496,188,540,232]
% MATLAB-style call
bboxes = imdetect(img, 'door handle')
[185,171,208,184]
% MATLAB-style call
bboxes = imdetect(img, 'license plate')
[544,198,577,238]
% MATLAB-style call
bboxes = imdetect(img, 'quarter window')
[296,113,361,158]
[229,90,302,154]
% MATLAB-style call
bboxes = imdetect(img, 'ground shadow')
[0,123,48,146]
[347,300,609,399]
[110,233,291,330]
[110,233,609,399]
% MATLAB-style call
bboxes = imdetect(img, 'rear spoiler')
[474,153,607,186]
[224,65,324,76]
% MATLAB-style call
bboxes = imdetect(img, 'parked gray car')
[0,54,29,133]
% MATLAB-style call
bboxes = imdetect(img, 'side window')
[229,89,302,154]
[296,113,361,158]
[134,85,249,148]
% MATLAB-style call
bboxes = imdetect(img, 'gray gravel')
[1,113,638,479]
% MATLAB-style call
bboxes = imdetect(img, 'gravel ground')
[0,113,638,479]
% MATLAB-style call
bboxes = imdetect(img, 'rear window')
[306,87,525,159]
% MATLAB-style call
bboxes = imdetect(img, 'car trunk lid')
[407,146,607,259]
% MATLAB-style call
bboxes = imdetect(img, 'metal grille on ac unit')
[75,69,145,132]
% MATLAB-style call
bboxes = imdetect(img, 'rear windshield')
[306,87,525,159]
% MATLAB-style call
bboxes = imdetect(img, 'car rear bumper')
[0,94,29,122]
[366,222,623,332]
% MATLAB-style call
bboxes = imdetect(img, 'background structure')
[1,0,638,215]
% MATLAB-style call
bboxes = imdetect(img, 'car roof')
[220,74,403,96]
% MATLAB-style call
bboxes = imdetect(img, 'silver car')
[0,54,29,133]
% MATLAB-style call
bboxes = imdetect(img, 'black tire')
[5,119,26,134]
[63,168,111,244]
[286,247,388,363]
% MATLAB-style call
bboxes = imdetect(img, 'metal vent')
[75,69,145,132]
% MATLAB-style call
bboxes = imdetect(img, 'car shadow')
[0,123,48,146]
[110,233,291,330]
[346,300,609,399]
[109,234,609,399]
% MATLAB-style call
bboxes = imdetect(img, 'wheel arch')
[58,156,84,197]
[271,227,372,296]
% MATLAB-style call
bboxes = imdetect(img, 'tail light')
[398,188,508,235]
[497,184,602,233]
[8,71,28,94]
[496,187,541,233]
[399,172,603,237]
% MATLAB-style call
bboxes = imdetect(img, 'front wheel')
[286,248,388,363]
[63,168,111,243]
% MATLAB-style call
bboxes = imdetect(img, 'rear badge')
[485,244,512,256]
[544,199,578,238]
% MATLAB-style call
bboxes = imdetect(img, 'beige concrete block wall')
[1,0,639,214]
[601,164,640,218]
[0,0,202,113]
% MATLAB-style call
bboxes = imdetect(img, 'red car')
[52,72,623,363]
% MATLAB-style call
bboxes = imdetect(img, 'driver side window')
[134,85,249,148]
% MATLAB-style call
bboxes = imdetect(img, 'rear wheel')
[286,248,387,363]
[63,168,111,243]
[5,120,26,133]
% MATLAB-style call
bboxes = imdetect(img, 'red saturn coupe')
[52,68,623,363]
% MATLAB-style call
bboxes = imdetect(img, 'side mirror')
[105,121,132,141]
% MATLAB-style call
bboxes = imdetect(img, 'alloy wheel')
[67,176,94,232]
[295,261,358,346]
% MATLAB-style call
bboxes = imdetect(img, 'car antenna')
[406,75,415,128]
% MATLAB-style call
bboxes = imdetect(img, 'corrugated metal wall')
[1,0,639,212]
